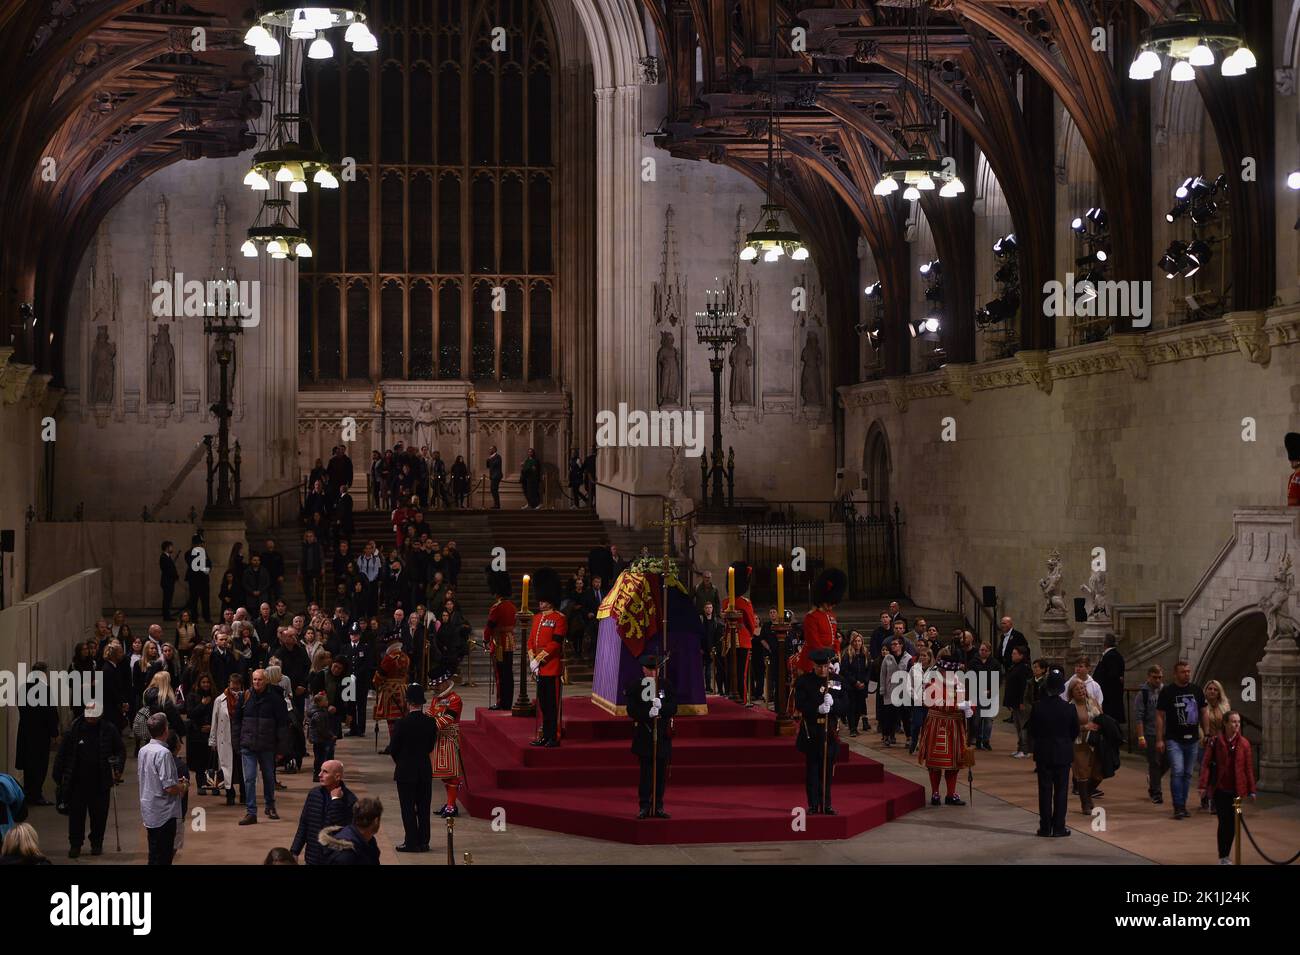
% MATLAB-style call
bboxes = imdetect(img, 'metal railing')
[955,571,997,645]
[243,483,304,532]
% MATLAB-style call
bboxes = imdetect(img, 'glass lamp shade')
[790,246,809,261]
[1188,43,1215,67]
[902,185,920,201]
[307,34,333,59]
[1171,60,1196,81]
[352,29,378,52]
[739,246,758,261]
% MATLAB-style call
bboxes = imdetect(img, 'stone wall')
[56,152,299,522]
[841,307,1300,650]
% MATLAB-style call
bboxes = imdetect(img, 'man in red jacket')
[527,567,566,746]
[485,569,517,710]
[798,568,846,673]
[1199,711,1256,864]
[725,561,758,706]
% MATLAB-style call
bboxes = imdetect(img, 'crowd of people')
[3,493,1262,866]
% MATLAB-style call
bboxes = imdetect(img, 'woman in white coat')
[209,671,245,806]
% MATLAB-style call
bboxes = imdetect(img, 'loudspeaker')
[1073,597,1088,623]
[0,530,13,553]
[982,585,997,608]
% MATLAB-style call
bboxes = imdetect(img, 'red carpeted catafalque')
[458,695,926,845]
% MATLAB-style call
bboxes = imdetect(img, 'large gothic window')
[298,0,556,386]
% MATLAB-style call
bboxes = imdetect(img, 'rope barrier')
[1236,802,1300,865]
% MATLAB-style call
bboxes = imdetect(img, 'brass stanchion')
[1233,796,1243,867]
[772,620,796,735]
[445,815,456,865]
[512,608,535,717]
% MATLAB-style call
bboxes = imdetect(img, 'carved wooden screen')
[298,0,557,386]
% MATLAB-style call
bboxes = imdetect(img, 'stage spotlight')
[863,281,882,298]
[1094,244,1109,262]
[1184,239,1213,277]
[1085,208,1108,229]
[1190,200,1219,226]
[1166,200,1189,222]
[1071,216,1086,233]
[1159,240,1189,278]
[924,283,944,302]
[994,264,1016,284]
[922,316,940,334]
[918,259,941,276]
[1288,171,1300,190]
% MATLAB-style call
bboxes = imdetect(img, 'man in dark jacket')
[485,445,503,509]
[261,540,286,605]
[994,616,1030,671]
[290,759,358,864]
[795,648,847,815]
[625,655,677,819]
[320,796,384,865]
[1003,646,1033,757]
[275,629,312,715]
[334,485,355,543]
[185,532,211,623]
[326,446,354,493]
[53,713,124,857]
[1027,668,1076,837]
[242,553,271,608]
[237,668,288,825]
[16,665,61,806]
[1093,634,1126,724]
[301,529,324,605]
[389,684,438,851]
[159,541,179,621]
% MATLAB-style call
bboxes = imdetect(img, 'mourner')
[625,654,677,819]
[795,647,847,815]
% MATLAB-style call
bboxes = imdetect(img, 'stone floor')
[24,679,1300,866]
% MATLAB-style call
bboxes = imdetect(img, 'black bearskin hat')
[533,566,563,607]
[729,561,752,597]
[811,568,848,606]
[485,566,512,599]
[1287,432,1300,463]
[588,547,616,584]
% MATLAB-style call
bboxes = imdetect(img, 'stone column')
[559,61,597,454]
[250,46,301,496]
[1257,636,1300,794]
[593,81,650,519]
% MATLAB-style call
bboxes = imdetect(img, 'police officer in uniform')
[625,654,677,819]
[795,647,846,814]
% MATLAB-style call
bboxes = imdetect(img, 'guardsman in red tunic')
[484,569,517,709]
[797,567,846,674]
[425,668,465,816]
[725,561,759,706]
[1287,433,1300,506]
[527,567,566,747]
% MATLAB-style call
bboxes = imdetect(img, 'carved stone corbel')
[885,377,908,413]
[1015,350,1053,395]
[943,363,973,403]
[0,359,35,406]
[1110,333,1148,381]
[24,372,52,410]
[1224,310,1270,367]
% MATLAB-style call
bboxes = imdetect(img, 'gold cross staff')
[650,499,690,655]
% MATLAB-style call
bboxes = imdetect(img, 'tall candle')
[521,574,530,611]
[776,564,784,618]
[727,566,735,607]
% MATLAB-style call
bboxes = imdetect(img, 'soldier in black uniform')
[795,647,846,814]
[625,654,677,819]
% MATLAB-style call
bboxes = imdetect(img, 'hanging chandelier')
[1128,8,1255,81]
[244,48,339,192]
[242,197,312,260]
[244,4,377,58]
[739,0,808,264]
[873,1,964,202]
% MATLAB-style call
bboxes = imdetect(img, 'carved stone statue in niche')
[208,337,236,405]
[414,399,439,451]
[728,327,753,405]
[148,324,175,405]
[800,331,824,406]
[656,330,680,406]
[90,326,116,404]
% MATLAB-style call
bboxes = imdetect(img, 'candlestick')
[728,565,735,606]
[521,574,530,611]
[776,564,784,618]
